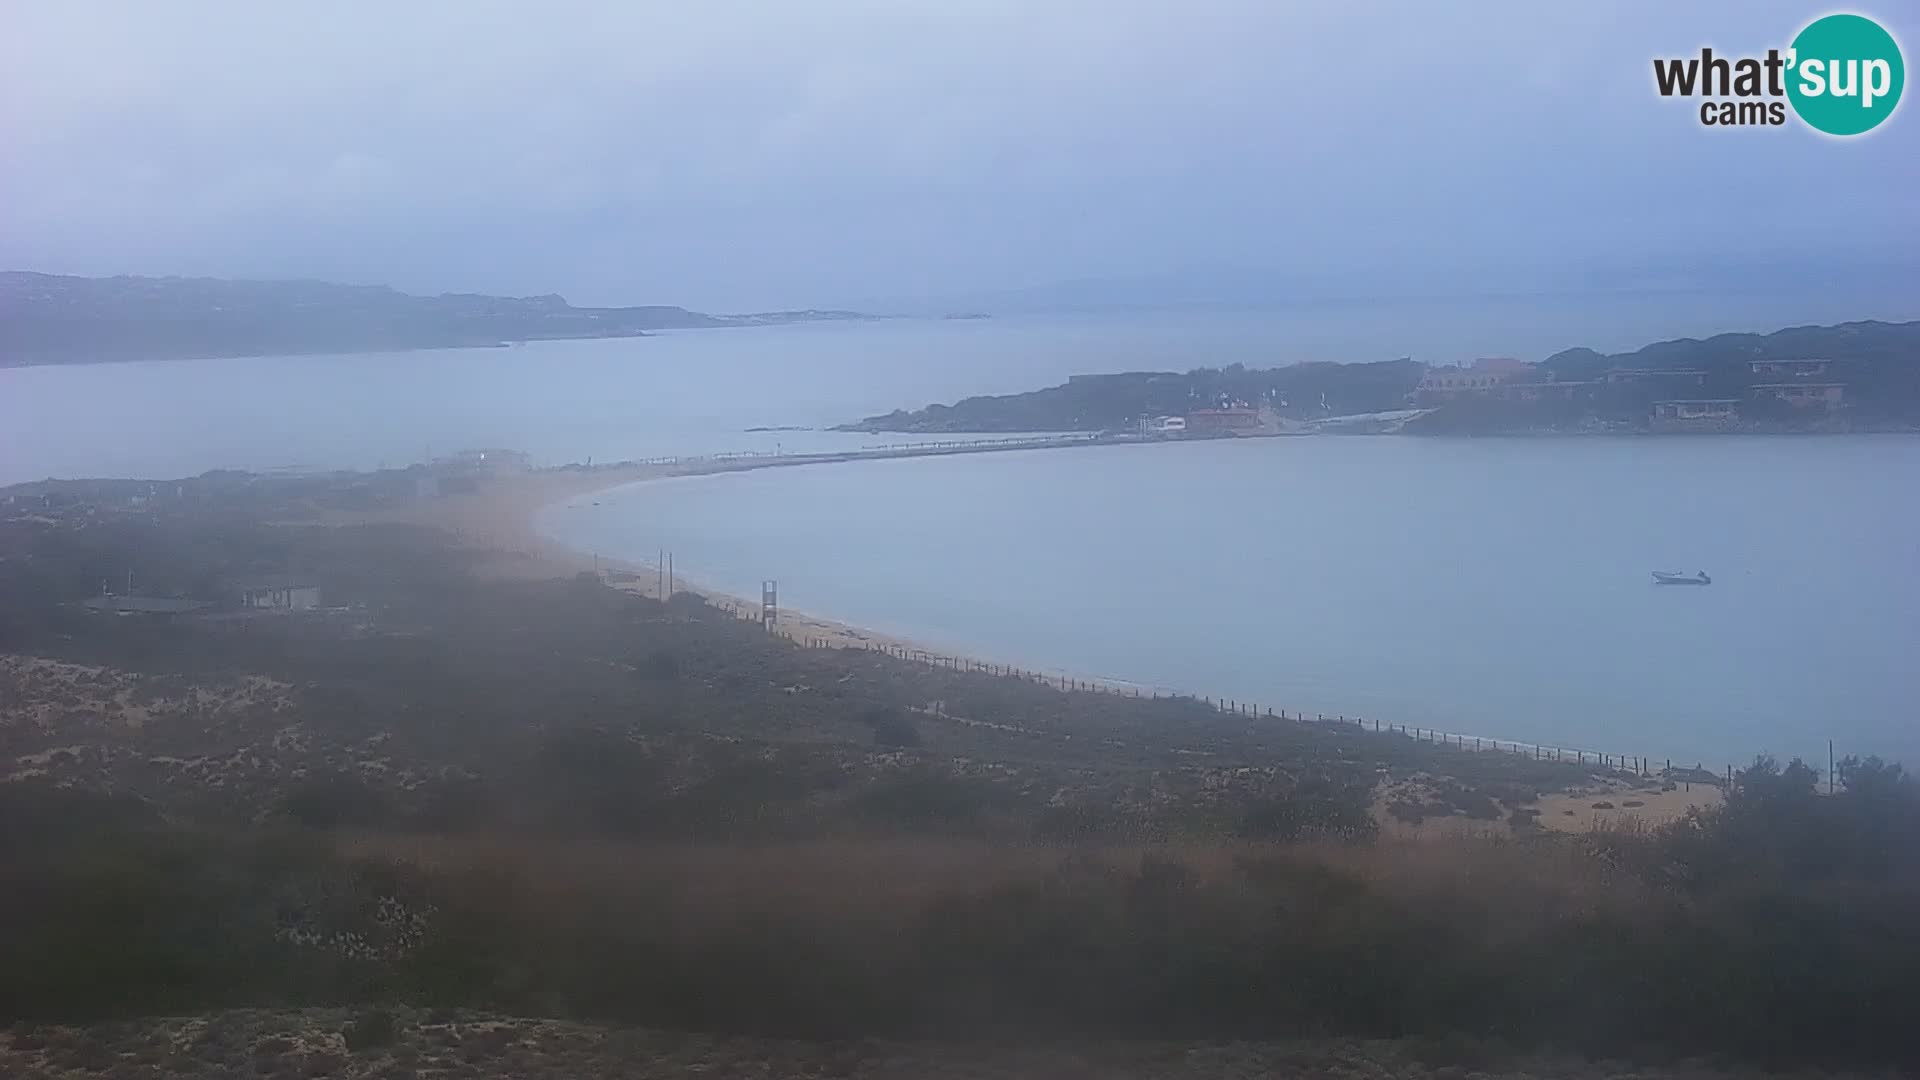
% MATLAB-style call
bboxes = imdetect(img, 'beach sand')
[318,461,1737,810]
[1531,776,1723,832]
[318,462,932,656]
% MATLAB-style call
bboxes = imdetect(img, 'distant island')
[843,319,1920,436]
[0,271,874,366]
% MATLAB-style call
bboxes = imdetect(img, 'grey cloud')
[3,1,1915,309]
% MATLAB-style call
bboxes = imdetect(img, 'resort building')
[1418,357,1537,395]
[1651,399,1739,430]
[1748,358,1832,378]
[237,580,323,611]
[1603,368,1707,386]
[1184,407,1261,433]
[1749,383,1845,408]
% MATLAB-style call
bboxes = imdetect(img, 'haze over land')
[0,272,866,366]
[8,3,1920,1075]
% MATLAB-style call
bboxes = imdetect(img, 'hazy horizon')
[5,2,1916,312]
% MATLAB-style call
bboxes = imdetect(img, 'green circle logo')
[1787,14,1904,135]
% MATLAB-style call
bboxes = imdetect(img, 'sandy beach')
[319,459,945,658]
[321,456,1730,826]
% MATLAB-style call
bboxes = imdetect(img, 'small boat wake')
[1652,570,1711,586]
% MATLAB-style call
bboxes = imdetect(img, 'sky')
[3,1,1917,311]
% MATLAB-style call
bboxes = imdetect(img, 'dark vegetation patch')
[3,758,1919,1068]
[4,477,1916,1070]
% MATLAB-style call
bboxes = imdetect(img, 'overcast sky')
[3,1,1915,310]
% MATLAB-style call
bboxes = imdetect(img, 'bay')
[543,435,1920,769]
[7,288,1914,485]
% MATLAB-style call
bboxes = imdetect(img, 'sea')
[545,436,1920,771]
[5,300,1917,768]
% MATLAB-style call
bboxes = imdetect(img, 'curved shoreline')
[531,464,1162,688]
[314,438,1798,786]
[519,458,1733,779]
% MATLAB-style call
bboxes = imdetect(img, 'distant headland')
[842,319,1920,436]
[0,271,875,367]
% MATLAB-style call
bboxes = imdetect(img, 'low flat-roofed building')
[1603,368,1707,386]
[1185,407,1261,432]
[235,579,323,611]
[1749,358,1832,378]
[1652,399,1739,430]
[1749,383,1844,407]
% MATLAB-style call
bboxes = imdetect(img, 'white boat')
[1652,570,1711,586]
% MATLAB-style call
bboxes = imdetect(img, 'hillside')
[846,320,1920,434]
[0,1008,1870,1079]
[0,272,869,366]
[5,466,1920,1070]
[845,359,1426,433]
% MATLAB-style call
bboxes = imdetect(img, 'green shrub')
[344,1007,398,1051]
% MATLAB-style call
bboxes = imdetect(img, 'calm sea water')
[542,436,1920,769]
[7,301,1918,765]
[6,291,1915,485]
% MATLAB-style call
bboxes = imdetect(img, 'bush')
[278,774,395,831]
[871,712,921,748]
[639,649,680,681]
[344,1007,398,1051]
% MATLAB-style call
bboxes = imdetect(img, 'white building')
[239,581,322,611]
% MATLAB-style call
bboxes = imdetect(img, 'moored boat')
[1652,570,1711,585]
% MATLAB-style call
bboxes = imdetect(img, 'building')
[1603,368,1707,386]
[1749,383,1845,408]
[1504,380,1595,402]
[237,580,322,611]
[1749,358,1832,378]
[1185,407,1262,433]
[1139,415,1187,435]
[1418,357,1538,395]
[434,448,533,476]
[1651,399,1739,430]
